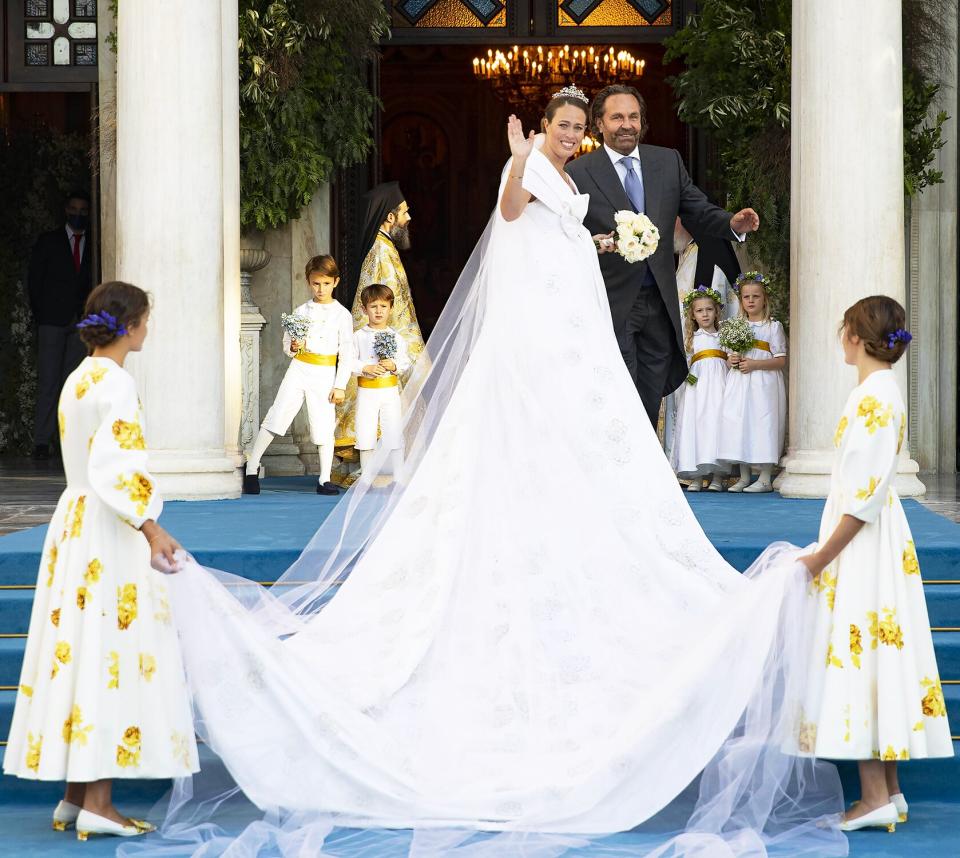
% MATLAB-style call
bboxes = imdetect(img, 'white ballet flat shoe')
[75,809,146,840]
[706,481,723,492]
[839,801,898,832]
[727,480,749,493]
[687,481,702,492]
[52,800,82,831]
[743,480,773,493]
[890,792,908,822]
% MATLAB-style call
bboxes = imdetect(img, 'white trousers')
[354,386,402,451]
[262,361,336,445]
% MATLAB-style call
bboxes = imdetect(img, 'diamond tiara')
[552,84,589,104]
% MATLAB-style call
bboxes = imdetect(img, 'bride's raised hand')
[506,115,535,161]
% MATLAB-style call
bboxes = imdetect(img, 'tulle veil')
[119,141,848,857]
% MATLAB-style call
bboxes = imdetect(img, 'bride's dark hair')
[542,92,589,125]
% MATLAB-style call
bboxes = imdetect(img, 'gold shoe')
[838,802,898,832]
[75,809,144,840]
[890,793,908,823]
[128,817,157,833]
[52,800,82,831]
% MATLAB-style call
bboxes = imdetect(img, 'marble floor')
[1,457,958,537]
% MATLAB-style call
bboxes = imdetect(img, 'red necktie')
[72,234,82,273]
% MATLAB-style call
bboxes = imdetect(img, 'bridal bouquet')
[373,331,398,362]
[280,312,311,343]
[613,210,659,263]
[718,317,756,355]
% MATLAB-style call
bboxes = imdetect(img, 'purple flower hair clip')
[885,328,912,350]
[76,310,127,337]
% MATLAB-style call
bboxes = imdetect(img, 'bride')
[143,89,846,856]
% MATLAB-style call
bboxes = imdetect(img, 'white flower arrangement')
[613,210,660,264]
[280,312,311,342]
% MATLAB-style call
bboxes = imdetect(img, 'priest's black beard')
[390,223,411,250]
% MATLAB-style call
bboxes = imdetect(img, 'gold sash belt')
[295,352,337,366]
[690,349,727,365]
[754,340,772,353]
[358,375,399,389]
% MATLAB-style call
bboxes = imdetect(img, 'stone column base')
[262,433,305,476]
[149,449,241,500]
[778,448,926,498]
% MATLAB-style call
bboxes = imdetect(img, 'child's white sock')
[317,444,334,485]
[246,428,275,475]
[359,450,373,473]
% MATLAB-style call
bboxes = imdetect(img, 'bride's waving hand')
[500,114,535,221]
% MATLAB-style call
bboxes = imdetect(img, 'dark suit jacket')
[28,228,93,327]
[566,145,737,393]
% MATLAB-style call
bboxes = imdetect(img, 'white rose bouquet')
[612,210,659,263]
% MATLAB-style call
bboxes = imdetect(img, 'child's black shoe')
[242,473,261,495]
[317,481,339,496]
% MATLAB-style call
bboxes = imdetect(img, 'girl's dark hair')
[543,94,589,125]
[304,254,340,280]
[360,283,395,307]
[590,84,648,141]
[841,295,909,364]
[78,281,151,350]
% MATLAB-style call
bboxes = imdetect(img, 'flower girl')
[3,282,198,840]
[797,296,952,832]
[717,271,787,492]
[670,285,728,491]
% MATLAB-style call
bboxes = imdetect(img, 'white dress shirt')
[65,224,86,262]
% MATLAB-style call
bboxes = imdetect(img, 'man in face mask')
[27,189,94,460]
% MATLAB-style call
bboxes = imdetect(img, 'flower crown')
[683,285,724,309]
[732,271,770,294]
[885,328,913,350]
[76,310,127,337]
[552,84,589,104]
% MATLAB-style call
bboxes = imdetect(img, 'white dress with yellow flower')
[797,369,952,760]
[3,356,199,781]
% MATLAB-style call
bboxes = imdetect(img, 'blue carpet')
[1,481,957,855]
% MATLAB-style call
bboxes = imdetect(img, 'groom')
[567,85,759,427]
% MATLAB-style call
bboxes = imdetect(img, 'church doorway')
[373,41,687,338]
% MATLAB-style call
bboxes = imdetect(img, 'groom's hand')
[730,208,760,234]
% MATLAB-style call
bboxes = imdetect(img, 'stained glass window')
[21,0,98,68]
[558,0,671,28]
[25,42,50,65]
[393,0,508,29]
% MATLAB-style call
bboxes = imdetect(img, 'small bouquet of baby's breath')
[373,331,398,362]
[280,312,311,343]
[718,317,756,355]
[613,210,659,263]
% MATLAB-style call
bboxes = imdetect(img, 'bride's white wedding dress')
[135,146,846,856]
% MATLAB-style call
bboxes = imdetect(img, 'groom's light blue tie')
[621,156,645,214]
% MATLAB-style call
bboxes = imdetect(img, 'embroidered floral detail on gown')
[3,357,199,781]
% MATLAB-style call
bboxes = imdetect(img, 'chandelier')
[472,45,645,112]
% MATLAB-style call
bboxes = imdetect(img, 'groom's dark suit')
[566,145,738,425]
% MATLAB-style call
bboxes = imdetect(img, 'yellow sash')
[690,349,727,366]
[295,352,337,366]
[754,340,772,353]
[358,375,398,389]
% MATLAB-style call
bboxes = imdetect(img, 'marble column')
[906,5,958,475]
[115,1,241,499]
[780,0,925,498]
[96,3,117,282]
[238,248,269,456]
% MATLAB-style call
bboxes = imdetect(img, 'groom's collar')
[603,143,640,166]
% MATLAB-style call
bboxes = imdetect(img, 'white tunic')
[4,357,198,781]
[351,326,411,451]
[717,319,786,466]
[670,329,728,477]
[793,370,953,760]
[283,300,354,391]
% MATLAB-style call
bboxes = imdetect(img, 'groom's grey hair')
[590,85,648,141]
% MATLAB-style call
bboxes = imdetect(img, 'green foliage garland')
[665,0,949,323]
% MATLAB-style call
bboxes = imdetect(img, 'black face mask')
[67,213,89,231]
